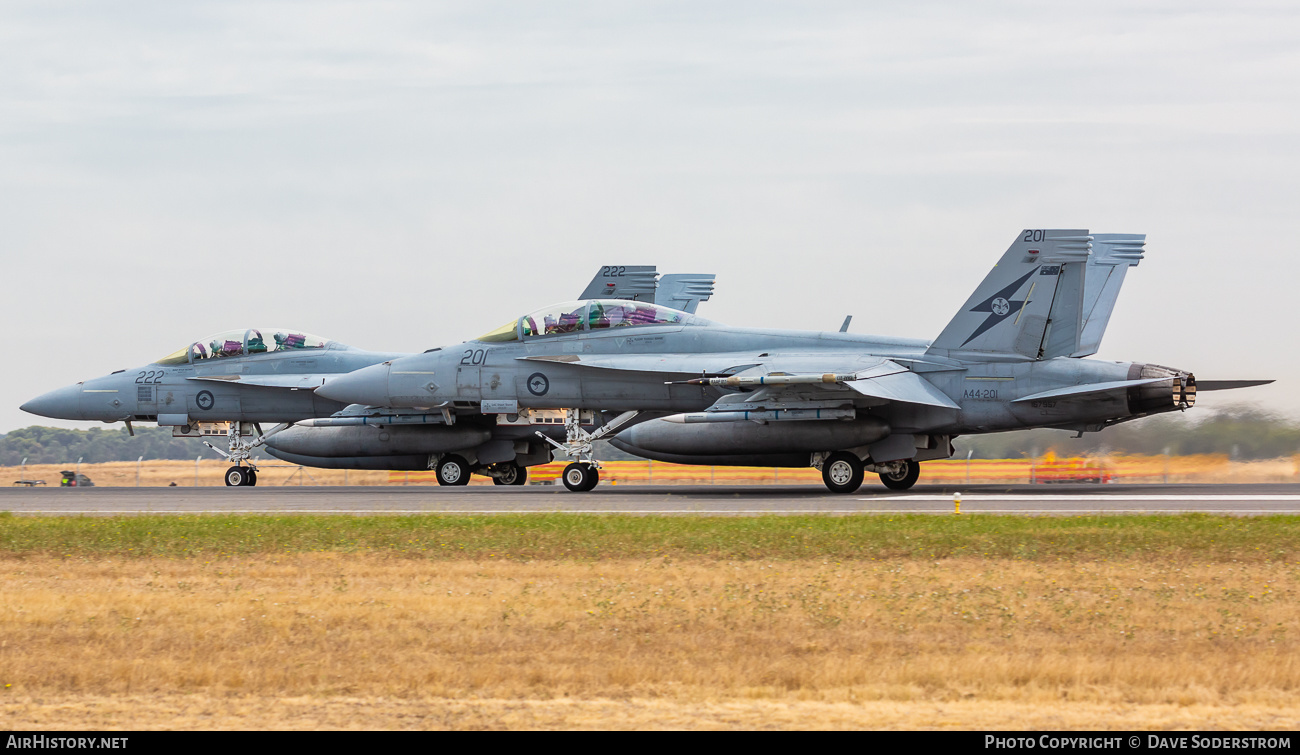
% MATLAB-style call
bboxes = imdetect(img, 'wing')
[187,374,327,390]
[517,353,961,413]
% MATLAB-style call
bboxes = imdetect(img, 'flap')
[845,371,960,409]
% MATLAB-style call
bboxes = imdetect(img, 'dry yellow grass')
[2,554,1298,728]
[4,695,1297,730]
[1,460,392,488]
[4,454,1296,488]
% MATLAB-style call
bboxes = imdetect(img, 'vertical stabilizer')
[927,229,1092,358]
[1072,234,1145,357]
[578,266,658,301]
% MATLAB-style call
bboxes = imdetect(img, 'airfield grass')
[3,511,1300,561]
[2,514,1299,729]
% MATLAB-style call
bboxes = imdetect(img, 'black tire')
[246,469,258,487]
[224,466,249,487]
[821,452,864,494]
[562,463,599,492]
[436,455,471,486]
[879,459,921,491]
[491,463,527,486]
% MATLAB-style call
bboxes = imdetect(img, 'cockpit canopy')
[154,329,332,365]
[476,299,705,342]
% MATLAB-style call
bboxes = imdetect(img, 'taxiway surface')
[3,483,1300,515]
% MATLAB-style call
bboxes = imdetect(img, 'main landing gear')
[436,454,472,486]
[817,454,922,494]
[536,409,642,493]
[211,422,292,487]
[821,452,865,494]
[434,458,529,486]
[878,459,921,491]
[490,462,528,486]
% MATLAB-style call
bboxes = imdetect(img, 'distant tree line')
[2,405,1298,466]
[955,406,1300,460]
[0,426,206,466]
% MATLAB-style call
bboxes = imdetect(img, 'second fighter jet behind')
[315,229,1269,493]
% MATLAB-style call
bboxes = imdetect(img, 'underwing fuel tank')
[261,448,434,471]
[614,416,890,456]
[263,424,492,458]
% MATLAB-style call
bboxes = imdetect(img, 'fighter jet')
[313,229,1270,493]
[20,267,714,487]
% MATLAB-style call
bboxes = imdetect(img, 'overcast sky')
[3,1,1298,433]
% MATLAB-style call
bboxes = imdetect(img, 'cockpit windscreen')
[476,300,702,342]
[155,329,330,365]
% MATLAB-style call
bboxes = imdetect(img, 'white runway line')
[12,508,1300,515]
[865,494,1300,501]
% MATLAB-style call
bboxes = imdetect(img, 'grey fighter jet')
[19,267,714,487]
[313,229,1270,493]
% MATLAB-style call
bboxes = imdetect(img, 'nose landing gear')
[536,409,641,492]
[210,422,292,488]
[224,466,257,487]
[561,462,599,492]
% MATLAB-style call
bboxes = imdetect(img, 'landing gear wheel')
[821,452,864,494]
[436,455,471,486]
[492,463,528,486]
[562,463,599,492]
[879,459,921,491]
[246,469,258,487]
[224,466,250,487]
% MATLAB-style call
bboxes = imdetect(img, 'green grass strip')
[0,512,1298,562]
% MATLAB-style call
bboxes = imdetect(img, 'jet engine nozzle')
[1126,364,1195,416]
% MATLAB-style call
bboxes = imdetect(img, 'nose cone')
[20,384,84,420]
[317,363,392,406]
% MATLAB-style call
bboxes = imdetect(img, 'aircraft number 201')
[460,349,486,366]
[1022,229,1046,242]
[600,265,627,277]
[135,370,163,384]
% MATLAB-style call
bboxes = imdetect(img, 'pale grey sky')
[3,1,1298,432]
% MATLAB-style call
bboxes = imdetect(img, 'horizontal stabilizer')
[846,371,960,409]
[188,375,327,389]
[656,274,715,314]
[1011,377,1167,404]
[1195,380,1274,392]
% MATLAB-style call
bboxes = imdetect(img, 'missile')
[669,373,856,387]
[664,408,856,423]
